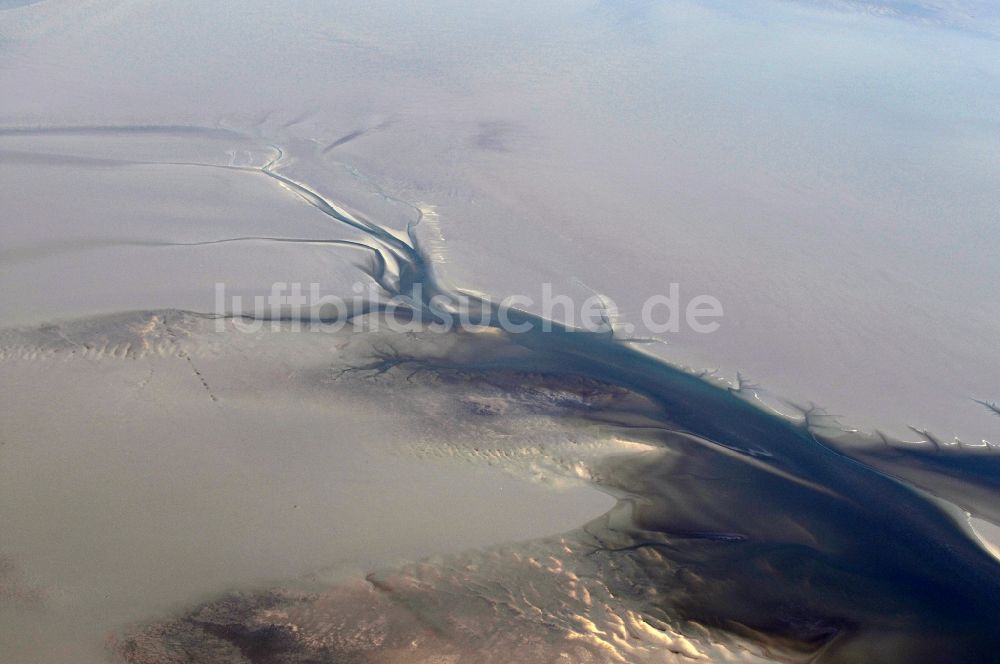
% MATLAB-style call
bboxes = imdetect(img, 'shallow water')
[0,315,616,662]
[2,1,999,662]
[1,128,997,660]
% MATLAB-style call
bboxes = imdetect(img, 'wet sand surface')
[2,1,1000,662]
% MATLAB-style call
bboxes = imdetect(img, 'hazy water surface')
[1,1,999,662]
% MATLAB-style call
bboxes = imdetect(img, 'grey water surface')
[1,1,999,662]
